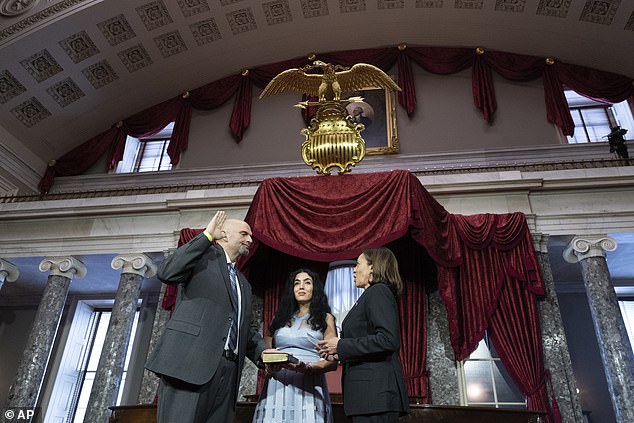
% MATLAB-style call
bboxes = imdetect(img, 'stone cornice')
[0,142,628,203]
[0,0,93,45]
[1,233,179,257]
[0,154,633,258]
[1,166,634,219]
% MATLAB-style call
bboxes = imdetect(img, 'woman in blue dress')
[252,268,338,423]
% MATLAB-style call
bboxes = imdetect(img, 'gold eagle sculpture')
[259,60,401,102]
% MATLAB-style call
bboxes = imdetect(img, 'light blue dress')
[252,313,333,423]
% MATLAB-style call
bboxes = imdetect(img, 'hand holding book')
[262,350,299,364]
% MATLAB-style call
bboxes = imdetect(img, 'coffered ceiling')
[0,0,633,193]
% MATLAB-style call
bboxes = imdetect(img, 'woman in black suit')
[318,247,409,422]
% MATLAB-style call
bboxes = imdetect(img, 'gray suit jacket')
[146,233,267,391]
[338,282,409,417]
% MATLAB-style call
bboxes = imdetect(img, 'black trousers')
[157,356,238,423]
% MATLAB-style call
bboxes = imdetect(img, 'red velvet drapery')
[163,170,557,419]
[243,170,435,401]
[436,214,556,422]
[39,45,634,193]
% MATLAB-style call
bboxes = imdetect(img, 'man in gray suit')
[146,211,269,423]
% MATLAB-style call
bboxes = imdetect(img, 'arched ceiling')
[1,0,633,191]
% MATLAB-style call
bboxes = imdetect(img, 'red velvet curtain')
[398,275,429,400]
[241,170,554,417]
[387,234,435,402]
[39,96,187,193]
[488,272,551,418]
[39,45,634,193]
[435,213,555,421]
[161,170,557,419]
[436,213,543,360]
[38,126,126,193]
[241,171,434,400]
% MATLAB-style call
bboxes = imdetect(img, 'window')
[565,90,634,144]
[458,333,526,409]
[115,122,174,173]
[44,301,140,423]
[324,261,364,333]
[619,299,634,354]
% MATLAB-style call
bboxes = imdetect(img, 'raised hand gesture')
[206,210,226,240]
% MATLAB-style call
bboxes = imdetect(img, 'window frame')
[565,90,634,145]
[43,299,141,423]
[115,122,174,174]
[457,333,527,409]
[131,136,171,173]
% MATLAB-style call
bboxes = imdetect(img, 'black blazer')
[338,282,409,417]
[146,233,267,392]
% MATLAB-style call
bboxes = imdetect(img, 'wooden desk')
[110,402,544,422]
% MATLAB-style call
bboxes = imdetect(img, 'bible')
[262,351,299,364]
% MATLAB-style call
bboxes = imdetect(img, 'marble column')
[426,291,460,405]
[0,258,20,291]
[564,236,634,423]
[137,283,171,404]
[6,256,86,409]
[533,234,584,422]
[84,254,157,423]
[239,291,263,400]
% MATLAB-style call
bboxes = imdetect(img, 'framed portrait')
[344,85,399,155]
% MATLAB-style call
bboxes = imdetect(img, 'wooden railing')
[109,401,544,423]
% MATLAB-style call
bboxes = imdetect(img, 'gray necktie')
[227,263,239,351]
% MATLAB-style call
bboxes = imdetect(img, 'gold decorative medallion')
[301,101,366,175]
[260,61,400,174]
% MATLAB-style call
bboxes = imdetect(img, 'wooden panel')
[110,402,544,423]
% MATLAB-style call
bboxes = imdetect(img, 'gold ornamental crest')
[259,61,401,175]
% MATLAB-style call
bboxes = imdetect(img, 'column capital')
[111,254,157,278]
[563,235,617,263]
[0,259,20,283]
[39,256,87,279]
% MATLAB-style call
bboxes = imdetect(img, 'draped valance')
[38,45,634,193]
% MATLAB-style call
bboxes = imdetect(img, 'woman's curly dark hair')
[268,268,332,337]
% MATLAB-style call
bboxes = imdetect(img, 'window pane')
[136,140,171,172]
[116,122,174,173]
[324,265,363,333]
[72,310,139,420]
[469,338,492,359]
[73,372,94,422]
[461,333,526,408]
[567,109,587,144]
[492,360,524,402]
[619,300,634,353]
[486,335,500,358]
[464,361,495,402]
[87,312,110,370]
[580,108,612,142]
[563,90,634,145]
